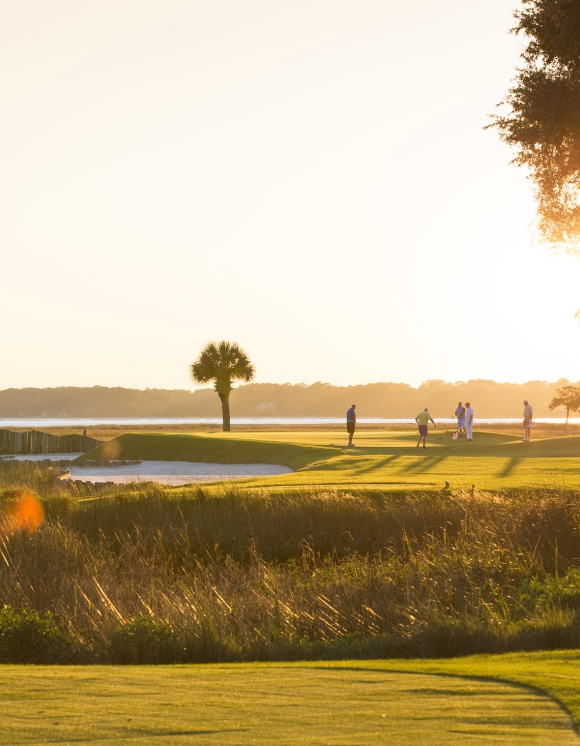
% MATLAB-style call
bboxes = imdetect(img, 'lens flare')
[100,440,121,459]
[1,492,45,535]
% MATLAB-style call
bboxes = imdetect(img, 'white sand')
[64,461,293,485]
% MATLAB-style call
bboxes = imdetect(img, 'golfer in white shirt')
[523,400,533,441]
[465,402,474,441]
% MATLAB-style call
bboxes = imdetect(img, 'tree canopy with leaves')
[491,0,580,249]
[190,341,255,431]
[548,383,580,425]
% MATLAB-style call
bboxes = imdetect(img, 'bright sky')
[2,0,579,390]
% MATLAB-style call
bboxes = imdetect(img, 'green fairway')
[82,429,580,491]
[0,658,577,745]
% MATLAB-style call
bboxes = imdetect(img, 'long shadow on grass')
[402,456,447,474]
[499,458,523,478]
[307,666,577,729]
[309,667,524,698]
[353,455,402,475]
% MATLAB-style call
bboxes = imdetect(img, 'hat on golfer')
[523,399,528,403]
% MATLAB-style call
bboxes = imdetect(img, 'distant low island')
[0,380,576,419]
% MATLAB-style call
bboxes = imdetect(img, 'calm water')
[0,417,577,428]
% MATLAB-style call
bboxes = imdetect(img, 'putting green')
[0,663,575,745]
[82,430,580,491]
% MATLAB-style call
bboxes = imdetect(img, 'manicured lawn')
[82,430,580,491]
[0,658,577,745]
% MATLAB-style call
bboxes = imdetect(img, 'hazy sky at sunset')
[3,0,579,390]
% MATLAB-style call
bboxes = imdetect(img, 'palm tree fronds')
[190,341,255,431]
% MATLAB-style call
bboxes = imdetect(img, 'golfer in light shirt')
[465,402,474,441]
[523,399,533,441]
[415,408,436,449]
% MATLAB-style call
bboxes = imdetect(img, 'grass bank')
[79,432,335,470]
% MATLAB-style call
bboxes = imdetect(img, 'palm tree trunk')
[219,393,231,432]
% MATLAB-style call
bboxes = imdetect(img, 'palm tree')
[190,341,255,432]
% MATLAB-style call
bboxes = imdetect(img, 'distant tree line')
[0,380,578,419]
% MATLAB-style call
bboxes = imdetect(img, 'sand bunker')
[63,460,293,485]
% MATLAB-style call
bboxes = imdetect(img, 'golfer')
[465,402,474,441]
[523,399,533,441]
[346,404,356,447]
[455,402,466,437]
[415,408,436,448]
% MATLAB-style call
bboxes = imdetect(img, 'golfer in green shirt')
[415,408,436,448]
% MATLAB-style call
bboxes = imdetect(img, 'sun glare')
[2,492,45,535]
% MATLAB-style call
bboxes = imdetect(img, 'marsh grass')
[2,460,580,662]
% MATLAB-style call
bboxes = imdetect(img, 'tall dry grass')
[2,461,580,661]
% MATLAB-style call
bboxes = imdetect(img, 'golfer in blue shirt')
[455,402,467,438]
[346,405,356,447]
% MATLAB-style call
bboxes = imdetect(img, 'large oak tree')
[548,383,580,425]
[492,0,580,250]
